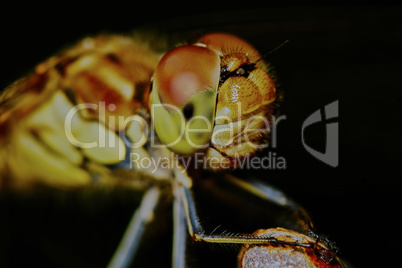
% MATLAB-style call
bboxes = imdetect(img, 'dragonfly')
[0,32,346,267]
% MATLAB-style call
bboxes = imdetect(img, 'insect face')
[151,33,276,160]
[200,33,277,159]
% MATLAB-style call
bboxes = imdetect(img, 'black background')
[1,1,401,267]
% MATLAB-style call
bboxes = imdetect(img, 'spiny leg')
[222,174,339,260]
[178,175,341,265]
[179,184,316,248]
[222,174,314,232]
[172,181,188,268]
[108,186,160,268]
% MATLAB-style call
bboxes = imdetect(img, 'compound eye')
[150,45,220,155]
[198,33,261,62]
[153,45,220,108]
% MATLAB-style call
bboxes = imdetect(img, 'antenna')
[256,40,289,63]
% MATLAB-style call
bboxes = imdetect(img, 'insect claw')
[308,229,340,264]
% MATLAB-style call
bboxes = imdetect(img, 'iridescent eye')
[153,45,220,108]
[150,44,220,155]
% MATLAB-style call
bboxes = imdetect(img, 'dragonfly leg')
[222,174,341,261]
[222,174,314,232]
[172,181,188,268]
[179,185,315,247]
[179,177,343,266]
[107,186,160,268]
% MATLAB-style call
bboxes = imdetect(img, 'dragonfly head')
[150,33,276,159]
